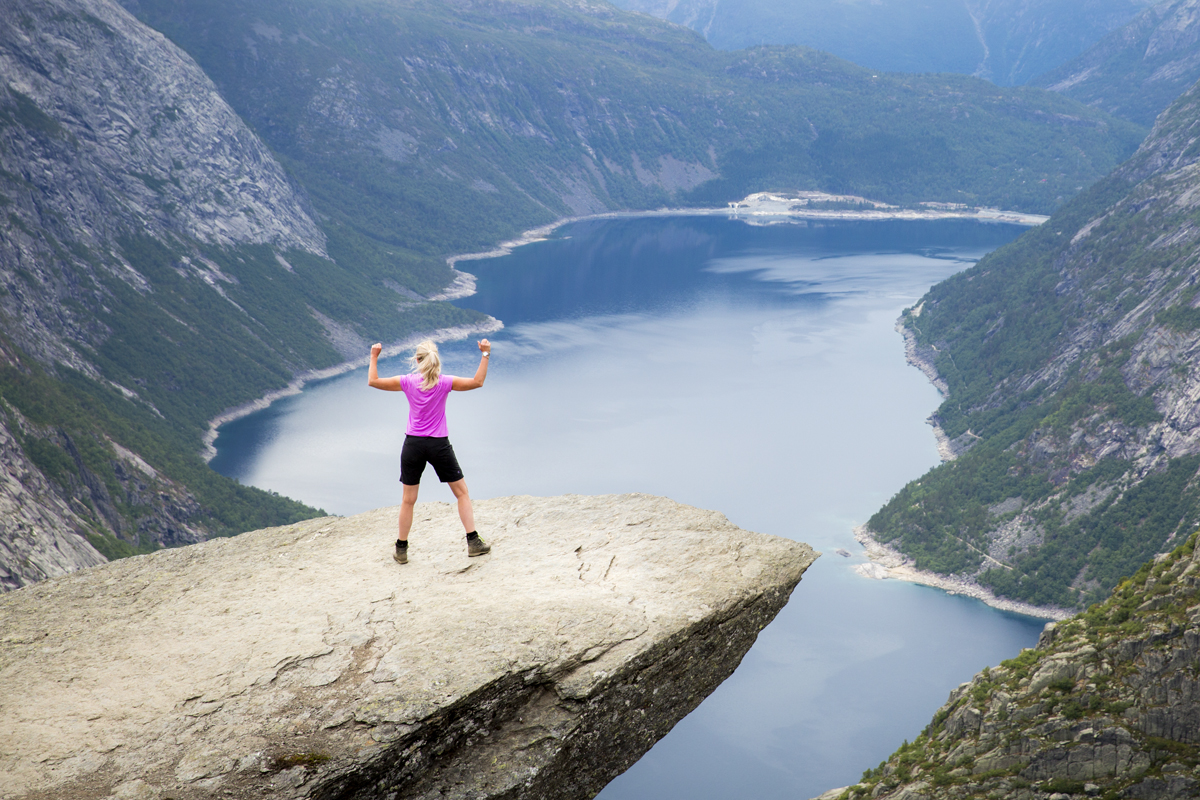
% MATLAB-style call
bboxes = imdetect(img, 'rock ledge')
[0,493,817,800]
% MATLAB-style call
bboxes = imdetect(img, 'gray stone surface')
[0,0,326,259]
[0,493,817,800]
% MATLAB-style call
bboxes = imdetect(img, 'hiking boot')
[394,542,408,564]
[467,535,491,557]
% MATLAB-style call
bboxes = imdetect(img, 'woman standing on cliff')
[368,338,491,564]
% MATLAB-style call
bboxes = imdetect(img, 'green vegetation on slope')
[0,202,483,554]
[0,334,318,552]
[93,235,482,435]
[866,81,1200,610]
[846,532,1200,800]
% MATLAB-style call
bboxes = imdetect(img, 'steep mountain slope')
[1,0,325,378]
[0,0,484,589]
[1033,0,1200,128]
[865,79,1200,610]
[609,0,1154,84]
[828,531,1200,800]
[965,0,1159,86]
[122,0,1146,222]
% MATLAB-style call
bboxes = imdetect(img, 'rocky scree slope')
[1034,0,1200,128]
[1,0,325,376]
[0,493,818,800]
[866,78,1200,611]
[823,531,1200,800]
[0,0,486,590]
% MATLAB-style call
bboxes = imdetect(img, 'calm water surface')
[212,216,1045,800]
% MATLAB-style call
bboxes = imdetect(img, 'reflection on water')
[212,217,1045,800]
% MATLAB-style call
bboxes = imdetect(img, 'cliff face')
[0,0,341,588]
[0,494,818,800]
[1033,0,1200,127]
[0,0,326,373]
[0,395,106,591]
[821,531,1200,800]
[866,78,1200,611]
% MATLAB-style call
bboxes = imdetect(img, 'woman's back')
[400,373,454,437]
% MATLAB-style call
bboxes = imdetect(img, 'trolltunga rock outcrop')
[0,493,817,800]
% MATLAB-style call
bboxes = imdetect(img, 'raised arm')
[452,339,491,391]
[367,343,403,391]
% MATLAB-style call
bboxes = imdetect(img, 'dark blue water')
[211,215,1045,800]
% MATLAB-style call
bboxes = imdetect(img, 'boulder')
[0,493,817,799]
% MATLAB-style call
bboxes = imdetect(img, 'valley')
[4,0,1200,797]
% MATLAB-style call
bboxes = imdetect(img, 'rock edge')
[0,493,818,800]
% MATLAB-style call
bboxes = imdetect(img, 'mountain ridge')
[610,0,1156,84]
[1033,0,1200,127]
[123,0,1148,228]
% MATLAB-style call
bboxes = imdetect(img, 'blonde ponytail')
[410,340,442,390]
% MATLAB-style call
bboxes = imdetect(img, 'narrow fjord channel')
[211,216,1046,800]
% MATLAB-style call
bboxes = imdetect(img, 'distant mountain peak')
[1034,0,1200,127]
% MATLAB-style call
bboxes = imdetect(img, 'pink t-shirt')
[399,374,454,437]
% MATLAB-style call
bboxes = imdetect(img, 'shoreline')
[200,318,502,463]
[201,187,1070,623]
[858,314,1070,621]
[895,318,960,462]
[852,526,1072,621]
[444,191,1048,268]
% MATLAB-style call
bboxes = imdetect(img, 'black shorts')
[400,436,464,485]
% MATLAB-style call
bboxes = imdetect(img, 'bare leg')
[448,479,475,533]
[398,483,420,542]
